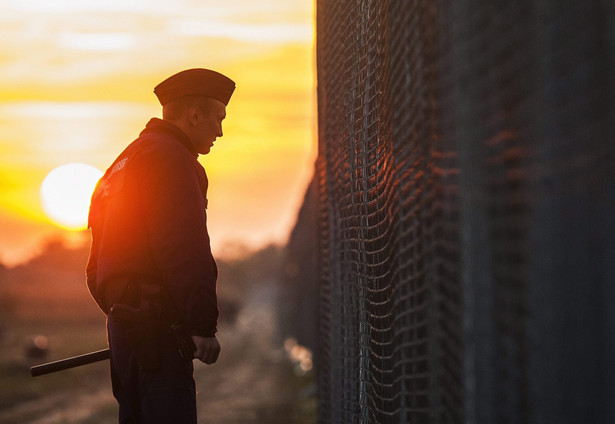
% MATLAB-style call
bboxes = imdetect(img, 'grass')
[0,315,113,424]
[0,294,318,423]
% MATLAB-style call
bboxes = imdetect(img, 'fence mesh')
[282,0,615,423]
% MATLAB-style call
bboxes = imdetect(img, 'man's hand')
[191,336,220,364]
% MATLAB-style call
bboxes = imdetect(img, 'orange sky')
[0,0,317,266]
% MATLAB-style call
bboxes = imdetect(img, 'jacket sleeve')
[136,140,218,337]
[85,227,107,313]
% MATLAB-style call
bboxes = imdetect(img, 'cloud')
[169,19,311,44]
[1,0,174,14]
[0,1,313,88]
[58,32,137,51]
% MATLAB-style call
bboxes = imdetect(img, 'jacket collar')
[140,118,199,158]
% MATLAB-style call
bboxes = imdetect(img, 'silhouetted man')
[86,68,235,423]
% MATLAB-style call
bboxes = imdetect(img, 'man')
[86,68,235,423]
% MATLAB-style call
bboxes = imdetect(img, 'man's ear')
[187,105,201,126]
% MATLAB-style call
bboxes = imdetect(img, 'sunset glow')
[40,163,103,230]
[0,1,316,265]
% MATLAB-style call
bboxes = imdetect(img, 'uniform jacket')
[86,118,218,337]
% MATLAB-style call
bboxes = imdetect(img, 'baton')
[30,348,110,377]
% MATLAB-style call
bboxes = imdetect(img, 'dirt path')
[0,387,115,424]
[194,282,313,423]
[0,282,316,423]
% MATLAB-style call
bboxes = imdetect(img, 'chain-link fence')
[284,1,615,422]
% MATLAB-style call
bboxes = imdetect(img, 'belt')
[104,275,163,310]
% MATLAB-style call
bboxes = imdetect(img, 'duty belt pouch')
[109,303,162,371]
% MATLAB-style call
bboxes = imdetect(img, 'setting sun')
[40,163,103,230]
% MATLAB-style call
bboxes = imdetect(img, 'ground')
[0,282,317,424]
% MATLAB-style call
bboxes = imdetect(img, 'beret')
[154,68,235,106]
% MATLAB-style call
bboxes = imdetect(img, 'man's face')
[192,99,227,155]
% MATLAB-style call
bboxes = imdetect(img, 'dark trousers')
[107,318,197,424]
